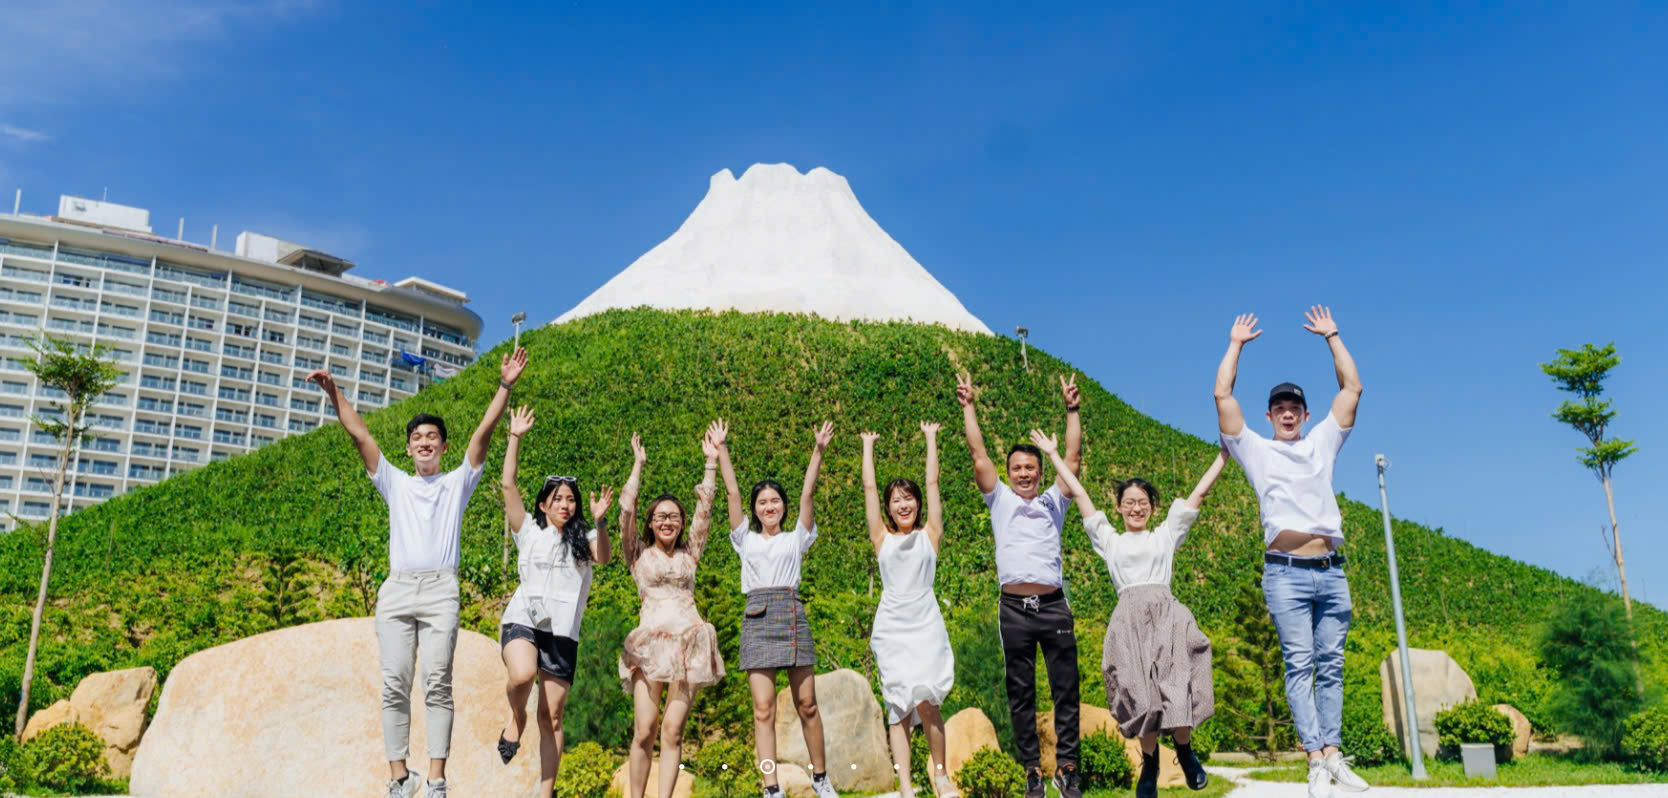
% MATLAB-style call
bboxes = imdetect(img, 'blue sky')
[2,1,1663,605]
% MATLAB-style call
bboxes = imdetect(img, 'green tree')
[12,337,121,737]
[1540,592,1642,758]
[1541,343,1638,619]
[258,544,314,628]
[1216,570,1295,760]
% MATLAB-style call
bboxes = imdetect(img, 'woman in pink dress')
[617,424,727,798]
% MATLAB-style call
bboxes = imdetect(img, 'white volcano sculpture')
[553,164,992,334]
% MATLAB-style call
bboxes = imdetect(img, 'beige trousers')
[375,569,461,761]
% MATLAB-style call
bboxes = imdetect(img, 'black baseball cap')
[1268,382,1306,408]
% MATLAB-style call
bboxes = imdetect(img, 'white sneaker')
[424,778,448,798]
[384,774,419,798]
[810,774,840,798]
[1307,758,1333,798]
[1325,752,1369,792]
[934,773,961,798]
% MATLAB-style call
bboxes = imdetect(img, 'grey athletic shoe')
[384,774,419,798]
[1307,757,1333,798]
[424,778,449,798]
[810,774,840,798]
[1325,752,1369,792]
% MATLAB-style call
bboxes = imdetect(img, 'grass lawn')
[1246,753,1667,787]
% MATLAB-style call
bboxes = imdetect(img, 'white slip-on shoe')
[423,777,448,798]
[1326,751,1370,792]
[384,774,419,798]
[1307,757,1334,798]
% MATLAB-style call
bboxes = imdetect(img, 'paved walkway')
[1207,766,1668,797]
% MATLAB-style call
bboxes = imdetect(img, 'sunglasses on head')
[543,475,578,486]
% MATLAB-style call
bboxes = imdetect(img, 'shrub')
[691,738,755,798]
[954,748,1026,798]
[1434,700,1514,762]
[1341,692,1403,767]
[22,722,106,792]
[1540,592,1642,757]
[565,595,635,749]
[1622,705,1668,773]
[1186,717,1223,760]
[909,725,931,790]
[0,735,28,793]
[552,740,614,798]
[1078,729,1133,789]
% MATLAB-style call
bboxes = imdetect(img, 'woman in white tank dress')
[861,422,957,798]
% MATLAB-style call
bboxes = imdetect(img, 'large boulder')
[1493,704,1532,759]
[771,668,892,793]
[21,666,157,779]
[944,707,999,782]
[610,759,694,798]
[1380,648,1477,760]
[1036,704,1182,787]
[775,762,816,797]
[131,618,541,797]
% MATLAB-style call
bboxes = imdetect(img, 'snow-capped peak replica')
[554,164,992,334]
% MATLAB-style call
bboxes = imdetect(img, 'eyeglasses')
[650,512,683,523]
[544,475,577,486]
[1119,499,1152,509]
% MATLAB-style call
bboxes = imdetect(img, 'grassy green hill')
[2,308,1661,756]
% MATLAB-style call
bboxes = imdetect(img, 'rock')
[775,762,815,797]
[131,617,542,797]
[771,668,892,792]
[1493,704,1531,759]
[1036,704,1183,787]
[20,666,157,779]
[944,707,999,782]
[1379,648,1477,760]
[610,759,694,798]
[20,700,78,741]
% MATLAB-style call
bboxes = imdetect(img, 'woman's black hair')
[882,478,923,531]
[642,493,690,552]
[747,479,788,533]
[532,479,593,564]
[1114,477,1160,508]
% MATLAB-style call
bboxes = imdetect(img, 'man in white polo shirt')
[957,372,1083,798]
[1213,307,1368,798]
[310,346,527,798]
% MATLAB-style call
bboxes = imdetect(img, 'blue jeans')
[1263,559,1352,752]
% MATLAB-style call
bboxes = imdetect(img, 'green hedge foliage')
[954,747,1027,797]
[553,740,614,798]
[22,722,106,793]
[1435,700,1515,762]
[1,309,1662,758]
[1078,730,1134,789]
[1622,705,1668,774]
[690,738,755,798]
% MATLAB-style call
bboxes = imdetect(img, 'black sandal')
[497,731,519,764]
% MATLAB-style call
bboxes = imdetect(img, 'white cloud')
[0,124,49,143]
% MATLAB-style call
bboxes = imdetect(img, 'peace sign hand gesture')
[1059,373,1080,407]
[955,373,976,407]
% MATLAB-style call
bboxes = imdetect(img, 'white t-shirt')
[1084,500,1199,594]
[501,515,598,639]
[1221,413,1352,546]
[729,520,817,593]
[368,452,485,571]
[983,481,1068,589]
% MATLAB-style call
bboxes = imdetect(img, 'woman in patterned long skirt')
[861,422,957,798]
[1032,429,1226,798]
[715,419,841,798]
[618,426,727,798]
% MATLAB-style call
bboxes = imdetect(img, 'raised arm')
[957,374,998,494]
[1031,429,1096,519]
[691,431,720,558]
[922,421,945,547]
[710,419,743,531]
[619,433,646,567]
[500,405,534,532]
[308,369,381,472]
[466,347,528,469]
[1304,305,1362,429]
[799,421,834,533]
[1183,446,1230,510]
[1056,374,1083,496]
[1215,314,1261,437]
[588,485,614,565]
[860,431,886,549]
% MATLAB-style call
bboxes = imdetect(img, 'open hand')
[509,406,535,437]
[860,431,881,447]
[1229,314,1262,344]
[955,374,976,407]
[1029,428,1060,456]
[1302,305,1339,337]
[813,421,835,452]
[630,432,646,464]
[589,485,614,520]
[1059,373,1080,407]
[707,419,729,449]
[920,421,941,437]
[500,347,529,386]
[305,369,337,394]
[701,430,719,460]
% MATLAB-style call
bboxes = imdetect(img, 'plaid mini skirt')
[738,587,816,671]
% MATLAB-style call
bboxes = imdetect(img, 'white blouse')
[729,520,817,593]
[1084,499,1199,594]
[501,515,598,639]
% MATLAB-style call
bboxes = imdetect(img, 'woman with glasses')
[1030,430,1226,798]
[497,406,613,797]
[716,419,843,798]
[616,425,726,798]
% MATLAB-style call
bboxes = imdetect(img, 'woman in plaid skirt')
[715,420,841,798]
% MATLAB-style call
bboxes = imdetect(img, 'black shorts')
[500,624,578,683]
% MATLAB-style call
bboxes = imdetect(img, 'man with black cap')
[1213,306,1366,798]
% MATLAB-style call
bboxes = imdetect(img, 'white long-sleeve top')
[1083,499,1199,594]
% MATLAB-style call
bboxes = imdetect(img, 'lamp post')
[504,312,527,573]
[1016,326,1030,370]
[1377,454,1428,779]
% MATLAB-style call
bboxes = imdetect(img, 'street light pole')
[1377,454,1428,779]
[504,312,527,573]
[1016,326,1030,370]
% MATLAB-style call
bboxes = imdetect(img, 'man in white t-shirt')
[957,372,1084,798]
[1213,308,1368,798]
[309,346,526,798]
